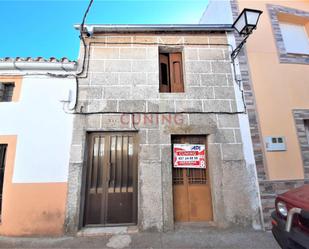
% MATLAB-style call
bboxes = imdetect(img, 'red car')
[272,184,309,249]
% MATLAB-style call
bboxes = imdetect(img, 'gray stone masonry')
[65,33,261,233]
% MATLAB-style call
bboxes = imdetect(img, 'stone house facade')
[65,25,262,233]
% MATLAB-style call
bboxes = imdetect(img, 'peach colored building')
[202,0,309,229]
[0,58,76,235]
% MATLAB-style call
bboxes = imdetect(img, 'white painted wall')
[0,75,75,183]
[199,0,233,24]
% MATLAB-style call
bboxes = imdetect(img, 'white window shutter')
[279,22,309,54]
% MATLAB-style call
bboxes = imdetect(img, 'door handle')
[107,162,111,182]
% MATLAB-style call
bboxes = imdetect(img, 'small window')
[279,22,309,54]
[0,83,15,102]
[159,52,184,93]
[305,120,309,144]
[0,144,7,218]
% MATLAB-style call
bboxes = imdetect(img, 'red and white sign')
[173,144,206,168]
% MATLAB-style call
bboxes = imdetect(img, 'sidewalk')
[0,227,280,249]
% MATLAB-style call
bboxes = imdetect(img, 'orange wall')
[0,136,67,236]
[238,0,309,180]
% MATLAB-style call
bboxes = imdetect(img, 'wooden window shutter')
[169,52,184,92]
[159,54,170,92]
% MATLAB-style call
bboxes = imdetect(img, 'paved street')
[0,227,280,249]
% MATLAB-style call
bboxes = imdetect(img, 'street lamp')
[231,8,263,60]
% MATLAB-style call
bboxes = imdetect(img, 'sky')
[1,0,209,60]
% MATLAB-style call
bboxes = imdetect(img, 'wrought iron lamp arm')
[231,34,250,61]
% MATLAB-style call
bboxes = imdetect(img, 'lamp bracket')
[231,34,250,61]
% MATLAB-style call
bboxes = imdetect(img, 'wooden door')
[83,132,137,226]
[172,135,213,222]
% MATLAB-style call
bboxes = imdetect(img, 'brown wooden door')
[172,135,213,222]
[83,132,137,226]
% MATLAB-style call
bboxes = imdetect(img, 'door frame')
[79,131,138,229]
[171,134,213,223]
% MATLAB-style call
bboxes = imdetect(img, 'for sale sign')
[173,144,206,168]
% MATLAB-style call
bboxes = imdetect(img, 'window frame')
[268,4,309,64]
[0,82,15,102]
[159,47,185,93]
[279,21,309,55]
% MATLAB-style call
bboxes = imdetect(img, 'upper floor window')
[159,50,184,93]
[279,22,309,54]
[0,83,15,102]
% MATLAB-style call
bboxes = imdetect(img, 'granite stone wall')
[65,33,261,233]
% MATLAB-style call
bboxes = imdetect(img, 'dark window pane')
[160,63,168,85]
[0,83,15,102]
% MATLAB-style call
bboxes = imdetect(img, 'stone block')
[78,86,88,100]
[101,114,131,129]
[88,60,105,72]
[92,48,119,59]
[214,87,235,99]
[91,72,118,85]
[184,48,198,60]
[222,144,244,161]
[189,114,216,127]
[138,129,147,144]
[147,100,175,112]
[227,74,234,86]
[203,100,231,112]
[217,114,239,128]
[120,48,147,59]
[185,61,211,73]
[185,73,200,86]
[118,100,146,112]
[211,61,232,74]
[71,129,86,146]
[70,145,83,163]
[148,129,170,145]
[139,162,163,231]
[146,47,159,59]
[158,36,183,44]
[175,100,203,112]
[132,60,158,73]
[86,115,101,128]
[87,100,118,112]
[103,86,131,99]
[139,145,161,161]
[147,72,159,85]
[209,36,227,44]
[131,86,159,100]
[199,48,225,60]
[200,74,228,86]
[105,60,131,72]
[161,114,189,131]
[234,129,242,143]
[208,129,235,143]
[85,86,103,99]
[132,36,158,44]
[133,114,159,129]
[118,72,147,85]
[186,87,214,99]
[183,36,209,44]
[77,78,90,85]
[106,36,132,46]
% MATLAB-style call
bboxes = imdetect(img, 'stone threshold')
[77,226,139,236]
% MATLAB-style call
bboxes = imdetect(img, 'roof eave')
[74,24,234,33]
